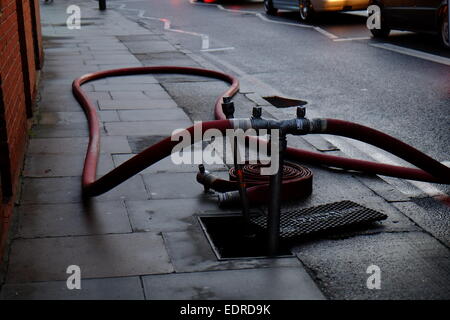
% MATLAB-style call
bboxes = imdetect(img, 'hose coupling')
[218,190,241,207]
[222,97,235,119]
[196,164,217,193]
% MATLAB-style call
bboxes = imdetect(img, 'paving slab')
[84,55,140,65]
[155,74,220,84]
[38,111,118,124]
[113,153,225,175]
[142,267,324,300]
[27,136,131,154]
[79,44,129,51]
[140,58,201,68]
[7,232,173,283]
[122,41,177,54]
[43,66,100,79]
[94,83,166,91]
[142,90,173,100]
[142,172,210,199]
[106,75,159,84]
[20,175,148,204]
[126,135,168,153]
[38,96,88,112]
[117,34,165,42]
[30,123,94,138]
[124,198,234,233]
[23,154,114,177]
[104,120,192,136]
[109,91,149,101]
[163,228,300,273]
[94,63,143,69]
[293,231,450,299]
[117,109,190,122]
[0,277,144,300]
[98,99,178,110]
[17,201,131,238]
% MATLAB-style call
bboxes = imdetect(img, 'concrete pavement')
[0,0,449,300]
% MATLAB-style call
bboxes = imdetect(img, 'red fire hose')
[73,66,450,198]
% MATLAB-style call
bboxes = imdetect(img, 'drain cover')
[250,200,387,239]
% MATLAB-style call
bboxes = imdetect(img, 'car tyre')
[370,10,390,38]
[264,0,278,15]
[299,0,314,22]
[440,6,449,49]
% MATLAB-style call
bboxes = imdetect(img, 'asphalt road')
[120,0,449,160]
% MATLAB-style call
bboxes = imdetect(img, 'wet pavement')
[0,0,449,300]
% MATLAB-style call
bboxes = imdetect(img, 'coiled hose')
[197,162,313,206]
[72,66,450,198]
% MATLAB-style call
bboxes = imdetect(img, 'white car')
[264,0,370,21]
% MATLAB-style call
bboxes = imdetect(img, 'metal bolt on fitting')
[296,106,306,118]
[252,106,262,119]
[222,97,235,119]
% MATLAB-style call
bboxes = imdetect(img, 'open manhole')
[198,215,293,260]
[263,96,307,108]
[199,201,387,260]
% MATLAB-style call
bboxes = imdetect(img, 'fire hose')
[72,66,450,200]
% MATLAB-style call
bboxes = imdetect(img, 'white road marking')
[256,13,312,29]
[201,47,235,52]
[190,0,337,38]
[313,26,339,40]
[189,0,450,67]
[371,43,450,66]
[118,3,211,50]
[333,36,371,42]
[217,4,259,15]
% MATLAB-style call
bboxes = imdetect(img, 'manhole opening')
[198,215,293,260]
[199,201,387,260]
[263,96,307,108]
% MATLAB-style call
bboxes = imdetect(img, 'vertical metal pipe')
[267,133,286,255]
[99,0,106,10]
[234,136,251,227]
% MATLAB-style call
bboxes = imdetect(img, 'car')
[369,0,449,48]
[264,0,370,21]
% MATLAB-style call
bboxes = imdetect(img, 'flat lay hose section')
[72,66,450,199]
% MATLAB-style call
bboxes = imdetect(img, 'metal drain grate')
[250,200,387,239]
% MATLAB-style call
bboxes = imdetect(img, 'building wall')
[0,0,43,262]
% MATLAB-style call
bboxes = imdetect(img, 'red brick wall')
[0,0,42,261]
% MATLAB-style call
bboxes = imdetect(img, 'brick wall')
[0,0,43,262]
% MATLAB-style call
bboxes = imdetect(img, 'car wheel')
[440,7,449,49]
[264,0,277,15]
[299,0,314,22]
[370,10,390,38]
